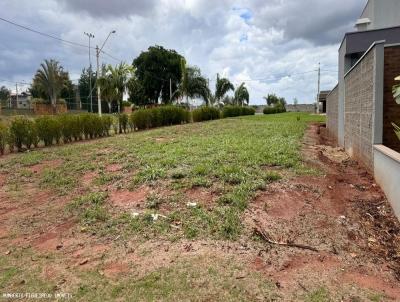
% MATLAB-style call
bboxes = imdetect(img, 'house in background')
[317,90,330,114]
[10,91,31,109]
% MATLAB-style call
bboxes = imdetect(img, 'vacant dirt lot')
[0,114,399,301]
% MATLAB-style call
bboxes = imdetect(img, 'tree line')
[1,45,251,113]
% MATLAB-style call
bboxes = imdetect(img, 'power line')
[0,16,90,49]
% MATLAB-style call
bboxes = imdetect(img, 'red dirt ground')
[109,186,150,209]
[0,123,399,300]
[245,124,400,299]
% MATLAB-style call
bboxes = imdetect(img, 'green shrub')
[159,106,188,126]
[122,101,131,108]
[70,115,83,141]
[263,103,286,115]
[58,114,75,143]
[101,115,113,136]
[0,122,8,155]
[35,116,61,146]
[118,113,129,133]
[128,113,135,131]
[81,113,102,139]
[222,106,255,118]
[131,109,153,130]
[131,106,189,131]
[192,106,221,122]
[9,117,38,151]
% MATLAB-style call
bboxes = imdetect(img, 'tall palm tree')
[214,74,234,105]
[34,59,65,113]
[173,59,210,107]
[234,83,249,106]
[98,63,133,113]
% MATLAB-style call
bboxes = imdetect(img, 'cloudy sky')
[0,0,366,104]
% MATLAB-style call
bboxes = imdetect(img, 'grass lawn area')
[1,112,359,301]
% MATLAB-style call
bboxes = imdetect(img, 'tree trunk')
[52,96,57,114]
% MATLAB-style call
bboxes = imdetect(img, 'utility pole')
[96,45,101,116]
[84,32,95,112]
[96,30,116,116]
[317,62,321,114]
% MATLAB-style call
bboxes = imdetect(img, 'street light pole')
[84,32,95,112]
[96,30,116,116]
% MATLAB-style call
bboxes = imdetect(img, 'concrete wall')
[343,42,384,170]
[383,45,400,152]
[326,85,339,142]
[344,47,376,170]
[286,104,315,113]
[360,0,400,31]
[374,145,400,219]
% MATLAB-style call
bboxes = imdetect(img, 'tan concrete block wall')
[326,85,339,143]
[344,48,375,171]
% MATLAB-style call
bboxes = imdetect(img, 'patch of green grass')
[68,192,109,226]
[304,287,331,302]
[2,113,324,241]
[368,293,385,302]
[40,168,77,194]
[71,256,279,302]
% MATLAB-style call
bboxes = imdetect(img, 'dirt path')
[245,123,400,300]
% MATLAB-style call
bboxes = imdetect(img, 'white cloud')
[0,0,364,103]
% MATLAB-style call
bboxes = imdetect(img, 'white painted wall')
[358,0,400,31]
[374,145,400,220]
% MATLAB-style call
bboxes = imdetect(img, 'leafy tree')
[0,86,10,107]
[30,59,69,113]
[127,77,148,107]
[60,71,75,107]
[264,93,286,106]
[234,83,249,106]
[133,45,183,105]
[98,63,133,113]
[173,59,210,106]
[79,68,98,112]
[215,74,234,104]
[293,97,299,106]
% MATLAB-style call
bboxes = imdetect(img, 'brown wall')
[326,85,339,143]
[33,103,67,115]
[383,46,400,152]
[344,47,375,170]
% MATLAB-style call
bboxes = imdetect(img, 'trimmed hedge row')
[222,106,256,118]
[130,106,190,130]
[192,107,221,122]
[0,114,115,153]
[263,104,286,115]
[0,105,261,155]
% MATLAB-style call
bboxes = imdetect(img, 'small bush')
[81,113,104,139]
[35,116,61,146]
[0,122,8,155]
[70,115,83,141]
[9,117,38,151]
[118,113,129,133]
[263,103,286,115]
[101,115,113,136]
[222,106,255,118]
[131,108,153,130]
[131,106,189,131]
[58,115,75,143]
[192,107,221,122]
